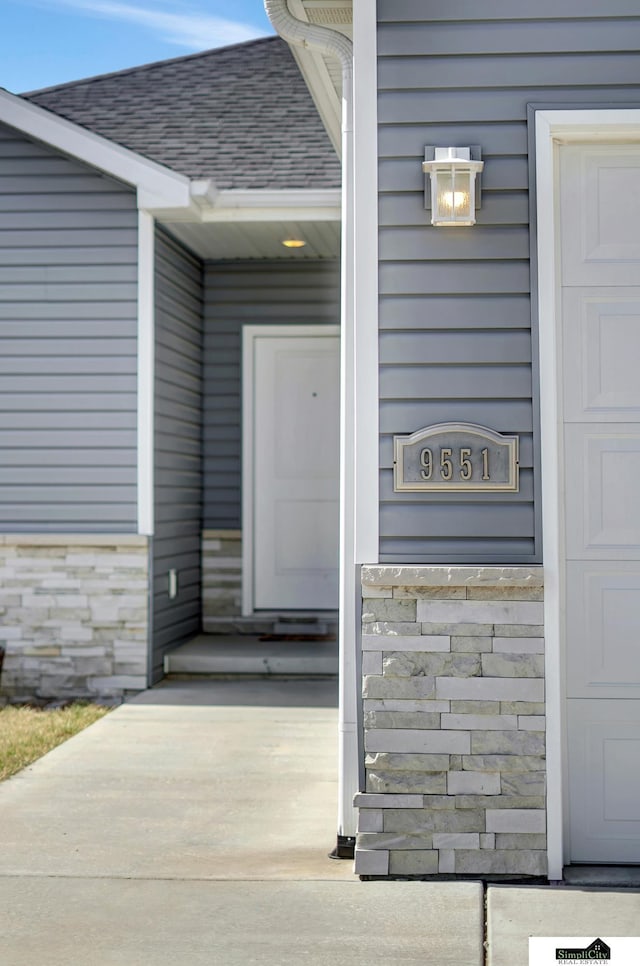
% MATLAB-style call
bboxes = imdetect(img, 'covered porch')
[149,200,341,682]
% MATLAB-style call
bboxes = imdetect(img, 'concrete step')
[164,634,338,676]
[202,614,338,637]
[273,619,329,636]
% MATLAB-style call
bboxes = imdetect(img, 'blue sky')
[2,0,274,93]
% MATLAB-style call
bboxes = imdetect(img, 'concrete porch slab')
[487,885,640,966]
[164,634,338,675]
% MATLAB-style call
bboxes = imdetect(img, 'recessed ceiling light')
[282,238,306,248]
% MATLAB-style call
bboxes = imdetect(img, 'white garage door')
[559,143,640,862]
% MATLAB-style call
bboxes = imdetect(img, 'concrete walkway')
[0,679,483,965]
[0,678,638,965]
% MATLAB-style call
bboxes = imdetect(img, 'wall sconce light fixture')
[422,146,484,226]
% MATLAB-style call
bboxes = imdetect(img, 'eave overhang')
[285,0,353,156]
[0,88,193,212]
[0,88,341,259]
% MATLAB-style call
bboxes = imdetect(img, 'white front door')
[559,142,640,862]
[243,326,340,612]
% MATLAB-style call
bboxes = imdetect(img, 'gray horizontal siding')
[203,260,340,529]
[377,18,640,54]
[0,122,138,531]
[152,229,203,682]
[378,1,640,19]
[377,1,640,563]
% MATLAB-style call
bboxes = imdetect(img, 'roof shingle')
[24,36,340,190]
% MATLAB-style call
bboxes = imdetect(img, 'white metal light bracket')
[423,145,483,226]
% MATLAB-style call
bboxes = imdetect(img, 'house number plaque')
[393,422,519,492]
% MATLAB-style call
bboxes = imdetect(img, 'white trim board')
[352,0,379,564]
[197,195,341,223]
[534,108,640,882]
[137,210,155,537]
[241,324,340,616]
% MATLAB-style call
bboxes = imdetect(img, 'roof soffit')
[286,0,353,155]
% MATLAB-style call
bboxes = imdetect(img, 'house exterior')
[263,0,640,881]
[0,36,341,698]
[2,0,640,883]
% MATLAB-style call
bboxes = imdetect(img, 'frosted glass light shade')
[422,147,484,227]
[434,169,473,224]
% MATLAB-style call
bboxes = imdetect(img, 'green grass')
[0,703,110,782]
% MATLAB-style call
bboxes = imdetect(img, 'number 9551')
[420,447,490,482]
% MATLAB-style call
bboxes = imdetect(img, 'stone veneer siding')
[202,530,242,628]
[0,535,149,702]
[355,566,546,879]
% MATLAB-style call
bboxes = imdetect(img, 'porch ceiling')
[160,217,341,260]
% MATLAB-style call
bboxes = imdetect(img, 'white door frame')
[535,108,640,880]
[241,324,340,616]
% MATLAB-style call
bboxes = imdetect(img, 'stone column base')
[202,530,242,627]
[0,535,149,702]
[355,565,547,879]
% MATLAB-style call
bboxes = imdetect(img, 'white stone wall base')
[355,565,547,879]
[0,535,149,701]
[201,530,242,629]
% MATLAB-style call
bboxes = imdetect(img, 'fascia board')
[198,206,341,223]
[285,0,343,155]
[216,188,341,207]
[0,89,191,210]
[197,188,342,222]
[289,45,342,155]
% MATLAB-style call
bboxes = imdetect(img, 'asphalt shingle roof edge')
[23,36,341,191]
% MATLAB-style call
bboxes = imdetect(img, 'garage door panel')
[567,700,640,862]
[563,289,640,422]
[566,562,640,699]
[560,139,640,864]
[564,426,640,559]
[561,145,640,286]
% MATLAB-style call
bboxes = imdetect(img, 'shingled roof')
[24,36,340,191]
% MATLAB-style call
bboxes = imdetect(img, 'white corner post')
[337,38,357,844]
[348,0,380,837]
[535,112,564,882]
[263,0,360,846]
[137,208,155,537]
[352,4,379,567]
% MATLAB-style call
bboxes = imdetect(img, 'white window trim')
[241,324,340,616]
[535,108,640,881]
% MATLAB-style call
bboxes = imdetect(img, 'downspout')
[263,0,358,857]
